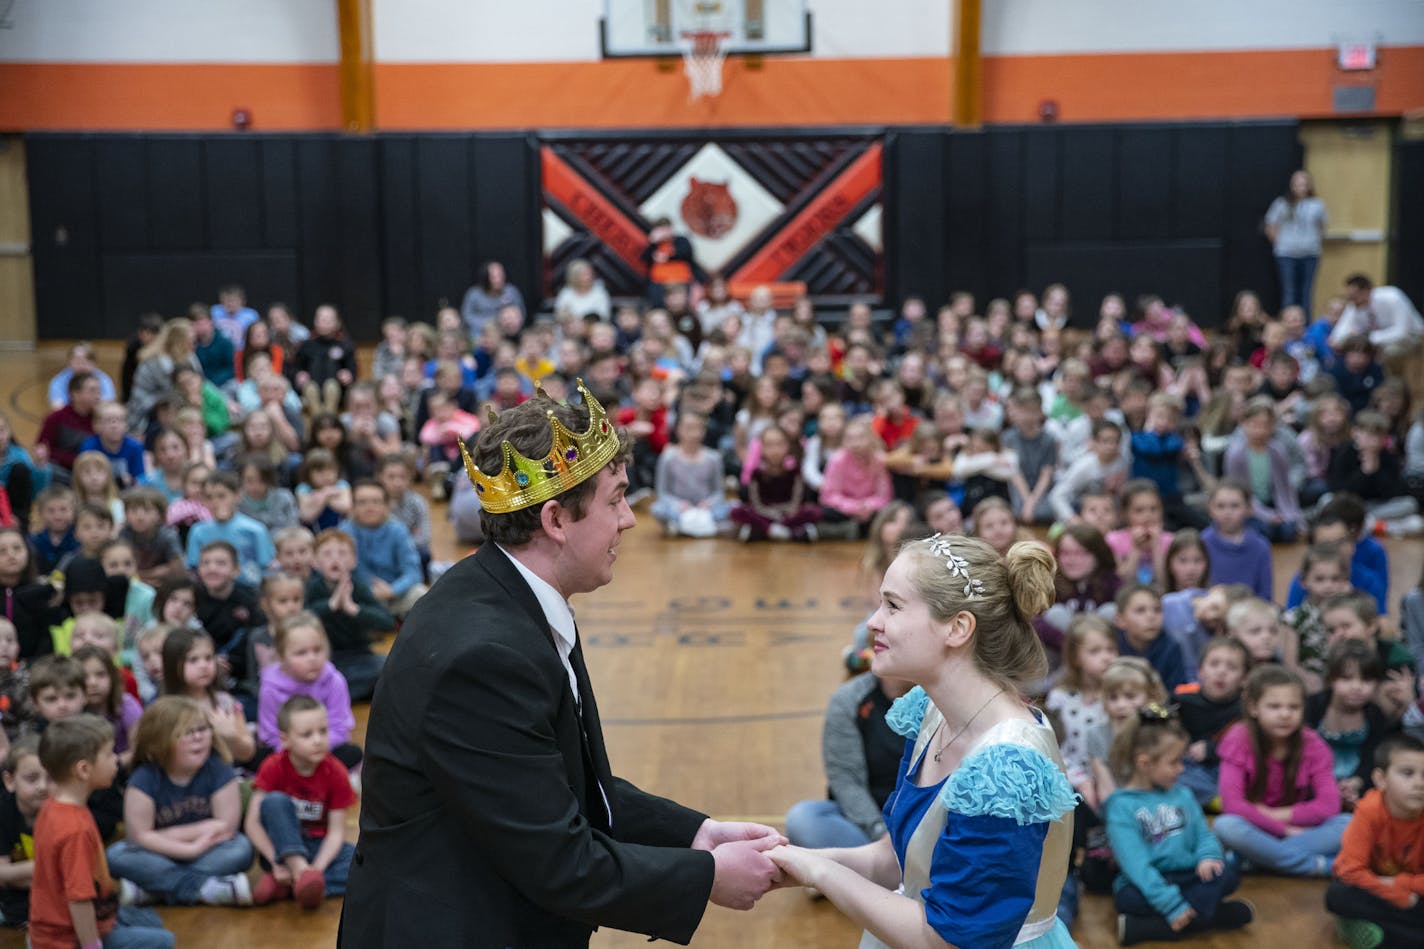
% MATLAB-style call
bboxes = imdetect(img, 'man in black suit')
[339,385,782,948]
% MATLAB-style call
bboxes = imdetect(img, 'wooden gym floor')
[1,343,1418,948]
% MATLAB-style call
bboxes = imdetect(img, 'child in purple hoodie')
[257,612,361,769]
[1201,481,1274,602]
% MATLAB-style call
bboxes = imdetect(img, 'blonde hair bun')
[1004,541,1056,621]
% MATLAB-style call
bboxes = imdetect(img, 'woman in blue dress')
[769,534,1079,949]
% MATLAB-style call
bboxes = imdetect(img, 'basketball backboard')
[601,0,811,58]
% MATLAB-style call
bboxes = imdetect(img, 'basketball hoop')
[682,31,729,100]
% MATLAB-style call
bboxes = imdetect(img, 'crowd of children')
[2,270,1424,945]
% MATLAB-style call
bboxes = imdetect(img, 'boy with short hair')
[338,481,427,618]
[305,530,393,702]
[1049,419,1128,524]
[1326,734,1424,949]
[77,403,145,490]
[1287,499,1389,613]
[377,455,431,571]
[184,472,275,586]
[273,527,316,582]
[245,696,356,910]
[118,487,183,586]
[34,373,101,477]
[30,715,172,948]
[70,504,114,565]
[30,487,77,577]
[25,657,87,734]
[193,541,265,693]
[1329,410,1421,537]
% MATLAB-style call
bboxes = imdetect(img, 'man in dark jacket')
[339,384,781,948]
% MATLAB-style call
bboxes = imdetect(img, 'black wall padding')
[26,132,540,342]
[887,121,1301,328]
[21,122,1331,340]
[1394,139,1424,312]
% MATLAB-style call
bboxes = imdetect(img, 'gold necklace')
[933,689,1006,763]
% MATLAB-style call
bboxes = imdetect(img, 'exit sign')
[1338,42,1377,71]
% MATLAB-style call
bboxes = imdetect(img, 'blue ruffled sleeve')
[918,744,1078,949]
[940,742,1078,825]
[884,685,930,738]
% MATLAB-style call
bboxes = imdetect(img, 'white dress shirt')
[1330,286,1424,349]
[498,544,579,702]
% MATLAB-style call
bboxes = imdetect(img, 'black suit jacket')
[339,544,714,948]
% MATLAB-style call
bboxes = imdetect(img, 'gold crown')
[458,379,621,514]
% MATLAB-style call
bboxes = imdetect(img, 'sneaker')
[1335,917,1384,949]
[1213,898,1254,931]
[737,524,752,543]
[252,872,291,906]
[119,879,156,907]
[626,487,652,507]
[803,523,818,542]
[199,872,253,907]
[294,868,326,910]
[1117,913,1176,946]
[768,524,792,541]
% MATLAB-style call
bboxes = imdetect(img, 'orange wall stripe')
[541,147,648,271]
[0,63,343,131]
[732,142,882,283]
[375,57,951,129]
[0,48,1420,132]
[982,47,1424,123]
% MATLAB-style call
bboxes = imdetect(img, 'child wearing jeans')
[105,697,254,907]
[31,716,173,948]
[1326,734,1424,949]
[1213,665,1352,877]
[245,695,356,909]
[1105,705,1252,945]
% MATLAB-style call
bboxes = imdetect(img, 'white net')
[682,31,728,100]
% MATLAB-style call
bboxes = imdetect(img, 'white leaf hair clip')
[926,533,985,598]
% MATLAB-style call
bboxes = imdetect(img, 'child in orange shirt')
[1327,734,1424,949]
[29,716,172,949]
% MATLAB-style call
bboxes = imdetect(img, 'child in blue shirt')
[29,486,77,577]
[78,402,146,490]
[184,472,275,587]
[1105,706,1253,945]
[1131,393,1208,532]
[1285,499,1389,613]
[338,481,427,618]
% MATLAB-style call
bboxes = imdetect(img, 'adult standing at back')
[461,260,525,340]
[339,383,782,948]
[1264,169,1328,311]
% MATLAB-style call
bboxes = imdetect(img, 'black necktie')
[568,632,613,830]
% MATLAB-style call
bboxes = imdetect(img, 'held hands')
[1187,740,1209,763]
[694,820,787,911]
[1169,907,1197,932]
[765,845,827,888]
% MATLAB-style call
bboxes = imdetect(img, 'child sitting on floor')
[1105,704,1253,945]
